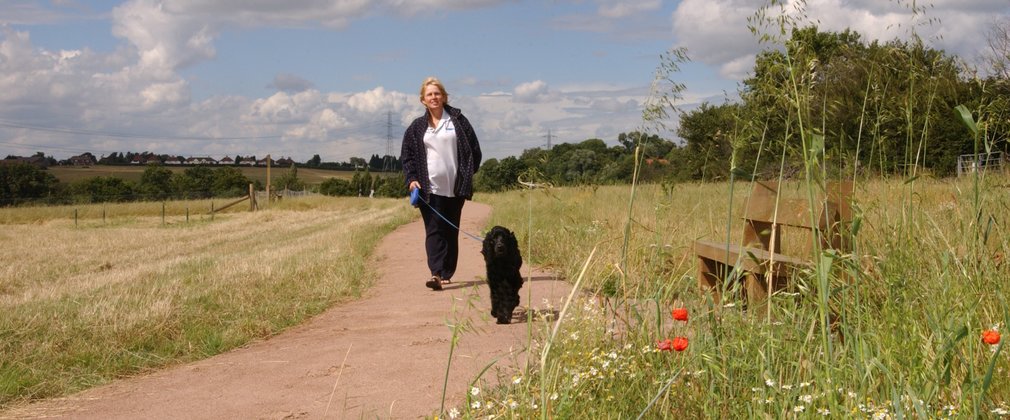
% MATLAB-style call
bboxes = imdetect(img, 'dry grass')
[0,195,415,406]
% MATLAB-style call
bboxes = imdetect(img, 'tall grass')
[467,174,1008,417]
[0,196,415,407]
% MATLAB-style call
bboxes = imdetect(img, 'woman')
[400,77,482,291]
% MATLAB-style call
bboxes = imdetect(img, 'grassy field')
[48,165,399,185]
[0,196,416,407]
[1,176,1008,417]
[459,175,1010,418]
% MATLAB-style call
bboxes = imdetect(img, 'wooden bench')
[695,181,853,309]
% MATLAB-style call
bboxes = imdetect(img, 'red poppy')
[672,308,689,322]
[982,329,1001,345]
[657,339,673,351]
[672,336,689,352]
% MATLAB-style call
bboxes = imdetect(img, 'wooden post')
[265,154,271,209]
[249,183,256,211]
[162,202,166,225]
[186,207,189,223]
[211,201,215,221]
[74,208,78,227]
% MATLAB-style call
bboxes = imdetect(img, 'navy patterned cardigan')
[400,104,482,201]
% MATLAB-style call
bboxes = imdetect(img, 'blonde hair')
[418,77,449,104]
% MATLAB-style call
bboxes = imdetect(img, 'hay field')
[47,165,392,185]
[0,196,415,406]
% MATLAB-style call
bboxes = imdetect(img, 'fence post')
[186,207,190,223]
[249,183,255,211]
[74,208,78,227]
[211,201,215,221]
[162,202,166,225]
[102,205,106,224]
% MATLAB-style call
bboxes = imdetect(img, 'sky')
[1,0,1008,163]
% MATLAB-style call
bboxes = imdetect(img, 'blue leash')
[411,189,484,243]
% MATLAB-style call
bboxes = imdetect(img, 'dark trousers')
[419,194,465,280]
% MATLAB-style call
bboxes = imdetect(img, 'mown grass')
[459,174,1009,418]
[0,195,415,407]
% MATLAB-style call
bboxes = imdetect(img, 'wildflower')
[992,407,1009,416]
[672,337,688,351]
[657,339,673,351]
[512,376,522,385]
[817,408,831,416]
[470,400,481,409]
[983,329,1001,345]
[508,399,519,410]
[448,407,460,419]
[766,379,776,387]
[550,392,559,401]
[470,386,480,397]
[793,405,805,413]
[782,384,793,390]
[800,395,813,404]
[672,307,689,321]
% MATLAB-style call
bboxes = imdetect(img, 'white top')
[423,110,458,197]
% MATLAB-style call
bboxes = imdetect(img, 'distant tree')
[348,156,367,169]
[174,166,215,198]
[0,162,59,206]
[368,154,383,170]
[65,176,136,203]
[138,164,174,200]
[318,177,354,196]
[274,163,305,191]
[307,154,321,167]
[212,166,252,197]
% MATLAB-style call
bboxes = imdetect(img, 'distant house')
[186,156,217,165]
[164,157,183,165]
[0,155,49,169]
[68,152,97,166]
[145,155,163,165]
[255,157,275,167]
[275,157,294,167]
[130,155,145,165]
[238,156,257,166]
[219,156,234,165]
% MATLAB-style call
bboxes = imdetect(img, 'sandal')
[440,278,452,285]
[425,276,443,291]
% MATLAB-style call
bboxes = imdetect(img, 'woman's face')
[421,84,444,112]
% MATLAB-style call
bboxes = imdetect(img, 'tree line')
[474,25,1008,191]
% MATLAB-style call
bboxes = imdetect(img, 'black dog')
[481,226,524,324]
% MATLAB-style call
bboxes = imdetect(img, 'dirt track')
[4,202,572,419]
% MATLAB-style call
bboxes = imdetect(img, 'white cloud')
[513,80,554,103]
[269,73,315,93]
[598,0,661,18]
[672,0,1010,82]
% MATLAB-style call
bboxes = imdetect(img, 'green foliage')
[65,176,136,203]
[274,163,305,191]
[138,164,174,200]
[211,166,253,197]
[0,162,59,206]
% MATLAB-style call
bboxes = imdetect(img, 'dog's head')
[482,225,521,266]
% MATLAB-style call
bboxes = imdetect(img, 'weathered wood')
[696,181,853,313]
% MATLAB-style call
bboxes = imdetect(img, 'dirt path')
[5,202,572,419]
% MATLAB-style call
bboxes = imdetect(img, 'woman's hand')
[409,181,420,191]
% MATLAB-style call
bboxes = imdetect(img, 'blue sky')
[1,0,1007,162]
